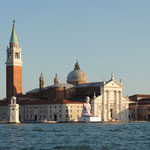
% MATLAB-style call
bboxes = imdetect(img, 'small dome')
[67,61,88,85]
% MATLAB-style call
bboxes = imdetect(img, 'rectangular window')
[15,52,20,59]
[8,52,12,59]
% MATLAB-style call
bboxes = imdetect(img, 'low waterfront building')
[0,101,8,122]
[19,100,82,122]
[129,94,150,121]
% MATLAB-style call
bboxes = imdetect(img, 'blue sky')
[0,0,150,99]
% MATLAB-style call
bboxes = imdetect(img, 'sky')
[0,0,150,99]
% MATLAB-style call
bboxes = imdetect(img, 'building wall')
[19,103,83,122]
[129,104,150,121]
[0,106,8,121]
[7,66,22,100]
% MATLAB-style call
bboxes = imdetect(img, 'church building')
[0,21,130,123]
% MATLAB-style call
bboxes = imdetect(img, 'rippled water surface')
[0,122,150,150]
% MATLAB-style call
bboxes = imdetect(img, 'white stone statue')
[82,96,94,117]
[78,96,101,122]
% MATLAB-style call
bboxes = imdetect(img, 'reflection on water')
[0,122,150,150]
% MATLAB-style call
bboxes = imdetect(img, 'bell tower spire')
[10,20,18,48]
[6,20,23,100]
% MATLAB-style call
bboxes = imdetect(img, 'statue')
[78,96,101,122]
[82,96,94,117]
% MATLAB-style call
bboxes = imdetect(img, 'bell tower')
[54,73,59,85]
[6,20,23,100]
[39,73,44,89]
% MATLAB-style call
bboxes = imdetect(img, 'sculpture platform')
[78,116,101,122]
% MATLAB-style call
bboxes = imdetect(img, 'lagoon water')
[0,122,150,150]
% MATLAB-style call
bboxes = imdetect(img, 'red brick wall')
[7,66,22,100]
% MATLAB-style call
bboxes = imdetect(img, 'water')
[0,122,150,150]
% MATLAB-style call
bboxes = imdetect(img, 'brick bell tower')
[39,73,44,89]
[6,20,23,100]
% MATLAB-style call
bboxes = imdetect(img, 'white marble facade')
[91,75,130,121]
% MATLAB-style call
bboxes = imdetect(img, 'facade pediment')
[105,80,123,88]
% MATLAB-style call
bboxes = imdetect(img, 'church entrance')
[110,109,113,119]
[54,115,57,121]
[34,115,37,121]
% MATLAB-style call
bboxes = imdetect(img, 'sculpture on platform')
[78,96,101,122]
[82,96,94,117]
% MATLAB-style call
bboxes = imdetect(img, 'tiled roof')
[76,82,103,88]
[63,99,82,104]
[129,94,150,98]
[26,88,40,94]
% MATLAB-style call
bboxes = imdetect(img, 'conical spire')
[10,20,18,47]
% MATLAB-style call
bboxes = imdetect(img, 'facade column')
[115,91,118,120]
[107,91,110,121]
[102,87,105,121]
[119,91,122,120]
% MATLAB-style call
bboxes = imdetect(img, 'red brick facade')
[7,66,22,100]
